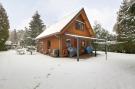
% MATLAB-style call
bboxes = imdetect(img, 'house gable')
[61,8,95,37]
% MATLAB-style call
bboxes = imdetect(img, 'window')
[47,40,51,49]
[75,20,84,30]
[65,39,71,47]
[81,40,85,47]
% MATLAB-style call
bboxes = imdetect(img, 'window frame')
[75,20,85,31]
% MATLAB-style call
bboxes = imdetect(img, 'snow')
[5,41,12,45]
[0,50,135,89]
[35,8,82,40]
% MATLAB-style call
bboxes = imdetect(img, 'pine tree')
[114,0,128,37]
[28,11,45,46]
[114,0,135,53]
[0,3,10,50]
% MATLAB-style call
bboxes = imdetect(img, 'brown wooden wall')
[37,35,59,54]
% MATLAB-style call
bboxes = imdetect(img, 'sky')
[0,0,122,33]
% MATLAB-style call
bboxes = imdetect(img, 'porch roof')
[65,34,105,41]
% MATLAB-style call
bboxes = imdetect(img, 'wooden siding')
[62,12,94,37]
[37,36,59,54]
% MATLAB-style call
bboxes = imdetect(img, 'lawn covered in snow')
[0,50,135,89]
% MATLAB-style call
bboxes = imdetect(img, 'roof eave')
[35,32,60,40]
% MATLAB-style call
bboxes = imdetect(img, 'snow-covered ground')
[0,50,135,89]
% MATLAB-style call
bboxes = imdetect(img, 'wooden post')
[94,41,97,57]
[59,35,62,57]
[77,38,80,62]
[105,40,107,60]
[95,46,97,57]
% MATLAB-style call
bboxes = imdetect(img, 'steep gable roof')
[36,8,91,40]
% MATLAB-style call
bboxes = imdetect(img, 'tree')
[93,22,115,41]
[28,11,45,46]
[9,29,25,47]
[0,3,10,50]
[13,29,18,44]
[114,0,135,53]
[23,27,31,46]
[16,30,25,47]
[93,22,116,52]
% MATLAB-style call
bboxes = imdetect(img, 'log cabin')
[36,8,95,57]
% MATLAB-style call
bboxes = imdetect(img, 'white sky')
[0,0,122,32]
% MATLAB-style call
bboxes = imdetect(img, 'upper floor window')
[75,20,84,31]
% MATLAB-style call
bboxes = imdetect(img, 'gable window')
[75,20,84,30]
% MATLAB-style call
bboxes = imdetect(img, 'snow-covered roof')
[35,9,82,40]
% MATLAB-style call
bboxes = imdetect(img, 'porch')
[58,34,106,61]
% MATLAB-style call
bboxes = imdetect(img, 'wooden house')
[36,8,95,57]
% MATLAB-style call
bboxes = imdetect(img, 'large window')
[75,20,84,30]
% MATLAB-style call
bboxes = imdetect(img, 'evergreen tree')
[28,11,45,46]
[0,3,10,50]
[23,27,31,46]
[114,0,135,53]
[114,0,129,36]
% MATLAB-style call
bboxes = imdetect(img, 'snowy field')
[0,50,135,89]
